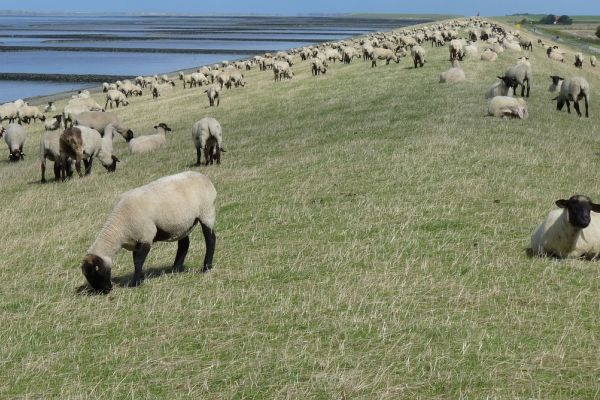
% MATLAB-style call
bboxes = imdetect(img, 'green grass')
[2,18,600,398]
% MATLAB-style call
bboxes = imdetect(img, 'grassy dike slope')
[2,19,600,398]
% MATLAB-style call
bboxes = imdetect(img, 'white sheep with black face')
[504,57,532,97]
[81,171,217,293]
[2,123,27,161]
[128,123,172,154]
[531,195,600,259]
[59,125,120,179]
[192,117,224,166]
[549,75,590,118]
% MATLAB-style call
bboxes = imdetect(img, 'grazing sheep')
[44,102,56,113]
[504,57,532,97]
[519,38,533,51]
[439,59,465,83]
[531,195,600,259]
[371,48,400,67]
[0,102,19,123]
[40,130,72,183]
[273,62,293,81]
[549,76,590,118]
[575,52,584,68]
[59,125,120,179]
[485,76,518,99]
[449,39,465,60]
[204,84,220,107]
[128,123,172,154]
[591,56,597,67]
[17,105,46,124]
[192,117,224,166]
[311,58,328,75]
[411,45,426,68]
[2,123,27,161]
[487,96,528,119]
[480,48,498,62]
[72,111,134,141]
[44,114,63,131]
[80,171,217,292]
[105,89,129,109]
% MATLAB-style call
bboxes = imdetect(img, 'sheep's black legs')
[565,100,571,114]
[195,147,202,166]
[574,102,582,117]
[173,236,189,273]
[201,223,216,272]
[83,158,93,175]
[584,97,589,118]
[131,243,151,287]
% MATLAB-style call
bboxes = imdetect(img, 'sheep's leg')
[195,147,202,166]
[75,156,83,178]
[41,161,46,183]
[520,83,525,97]
[585,96,589,118]
[525,81,530,97]
[201,223,216,272]
[573,101,582,117]
[83,158,93,175]
[131,243,151,287]
[172,236,189,273]
[565,100,571,114]
[53,160,61,181]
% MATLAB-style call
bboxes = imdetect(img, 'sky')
[0,0,597,16]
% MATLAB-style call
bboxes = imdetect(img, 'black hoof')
[173,265,185,273]
[130,276,144,287]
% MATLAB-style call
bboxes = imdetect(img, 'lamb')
[485,76,518,99]
[2,123,27,161]
[191,117,225,166]
[105,89,129,109]
[591,56,597,67]
[439,59,465,83]
[531,195,600,259]
[504,57,532,97]
[59,125,120,179]
[44,114,63,131]
[44,101,56,113]
[72,111,134,141]
[574,52,584,68]
[204,84,220,107]
[128,123,171,154]
[40,130,72,182]
[549,76,590,118]
[80,171,217,292]
[480,48,498,61]
[311,58,328,75]
[487,96,528,119]
[17,105,46,124]
[371,48,399,67]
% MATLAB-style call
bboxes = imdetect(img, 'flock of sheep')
[0,16,597,292]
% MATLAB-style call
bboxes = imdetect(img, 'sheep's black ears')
[166,127,172,132]
[497,76,504,80]
[153,125,157,129]
[219,147,226,152]
[551,96,558,101]
[112,155,120,163]
[556,199,568,208]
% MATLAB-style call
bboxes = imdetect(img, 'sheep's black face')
[103,155,120,172]
[556,195,600,229]
[82,254,112,293]
[9,150,22,162]
[125,130,134,142]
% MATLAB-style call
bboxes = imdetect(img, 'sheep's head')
[549,75,564,93]
[556,195,600,229]
[9,149,23,162]
[82,254,112,294]
[497,75,518,90]
[103,155,120,172]
[154,123,172,133]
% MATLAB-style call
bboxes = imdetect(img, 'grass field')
[2,18,600,398]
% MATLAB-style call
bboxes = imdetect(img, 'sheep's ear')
[556,199,568,208]
[153,125,157,129]
[112,155,120,163]
[590,203,600,213]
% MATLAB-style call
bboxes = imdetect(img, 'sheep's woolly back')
[439,60,465,83]
[4,123,27,152]
[487,96,528,119]
[531,208,600,258]
[88,171,217,261]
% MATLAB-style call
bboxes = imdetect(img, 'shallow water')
[0,15,424,103]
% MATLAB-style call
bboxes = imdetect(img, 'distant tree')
[538,14,556,24]
[596,25,600,39]
[558,15,573,25]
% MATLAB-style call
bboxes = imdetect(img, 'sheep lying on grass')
[81,171,217,293]
[40,130,72,182]
[531,195,600,259]
[44,114,63,131]
[480,48,498,62]
[44,102,56,113]
[192,117,224,166]
[487,96,528,119]
[128,123,172,154]
[591,56,597,67]
[439,59,465,83]
[549,75,590,118]
[2,123,27,161]
[59,125,119,179]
